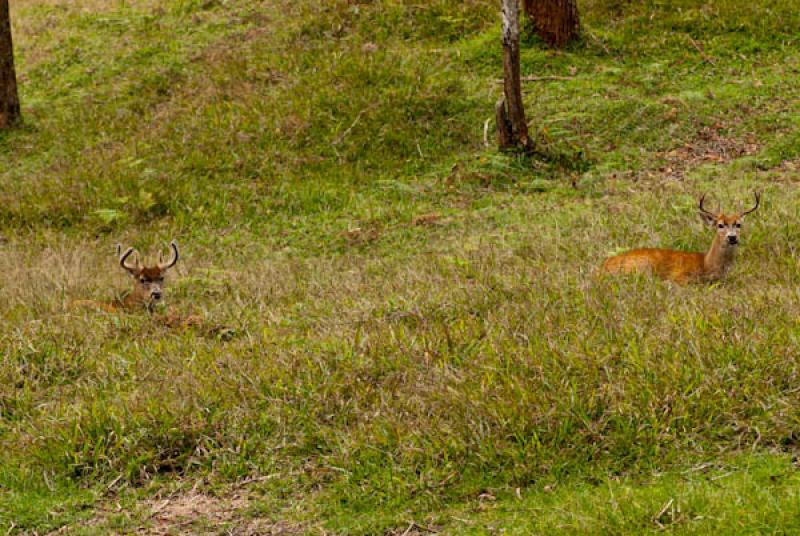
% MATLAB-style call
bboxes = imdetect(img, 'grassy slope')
[2,0,800,533]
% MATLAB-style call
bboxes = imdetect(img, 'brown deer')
[73,241,179,313]
[602,192,760,284]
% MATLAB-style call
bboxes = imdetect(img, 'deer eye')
[717,223,725,229]
[735,223,741,228]
[139,277,147,283]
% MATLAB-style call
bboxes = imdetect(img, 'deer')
[73,241,180,313]
[601,192,760,284]
[72,241,215,332]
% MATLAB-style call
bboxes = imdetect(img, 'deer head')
[698,192,760,248]
[118,241,179,310]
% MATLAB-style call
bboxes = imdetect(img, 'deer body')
[602,193,759,284]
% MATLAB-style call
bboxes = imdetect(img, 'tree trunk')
[497,0,531,151]
[523,0,580,48]
[0,0,20,129]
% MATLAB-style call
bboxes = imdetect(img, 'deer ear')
[698,211,716,226]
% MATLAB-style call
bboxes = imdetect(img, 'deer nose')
[728,236,738,245]
[151,290,163,300]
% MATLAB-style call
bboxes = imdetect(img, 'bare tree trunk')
[0,0,20,129]
[523,0,580,48]
[496,0,531,151]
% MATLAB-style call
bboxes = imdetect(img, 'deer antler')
[741,191,760,216]
[698,193,716,219]
[158,241,179,270]
[119,246,140,274]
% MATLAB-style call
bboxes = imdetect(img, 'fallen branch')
[495,75,575,83]
[233,473,281,488]
[522,75,575,82]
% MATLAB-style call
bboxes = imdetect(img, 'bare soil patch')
[656,125,759,180]
[141,491,304,535]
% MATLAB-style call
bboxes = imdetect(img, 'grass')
[2,0,800,533]
[425,453,800,534]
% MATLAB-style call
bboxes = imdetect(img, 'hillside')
[2,0,800,533]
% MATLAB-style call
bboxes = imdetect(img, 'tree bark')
[523,0,580,48]
[497,0,531,151]
[0,0,20,129]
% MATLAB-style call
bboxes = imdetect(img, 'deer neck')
[703,235,736,278]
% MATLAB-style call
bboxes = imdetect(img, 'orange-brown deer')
[73,241,179,312]
[602,192,760,284]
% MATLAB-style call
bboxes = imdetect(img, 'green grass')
[316,452,800,534]
[431,453,800,534]
[2,0,800,533]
